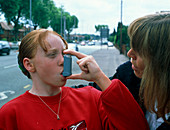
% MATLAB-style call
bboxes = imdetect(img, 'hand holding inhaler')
[62,54,72,77]
[63,50,112,91]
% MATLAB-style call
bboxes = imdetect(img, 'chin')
[134,71,142,79]
[59,80,67,87]
[62,82,66,87]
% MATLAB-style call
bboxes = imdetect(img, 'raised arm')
[63,49,111,91]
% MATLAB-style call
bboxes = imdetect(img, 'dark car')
[0,41,11,55]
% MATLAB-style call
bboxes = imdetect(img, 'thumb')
[66,74,83,80]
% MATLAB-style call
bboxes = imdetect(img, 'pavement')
[65,46,129,87]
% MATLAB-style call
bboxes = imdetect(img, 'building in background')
[0,22,32,41]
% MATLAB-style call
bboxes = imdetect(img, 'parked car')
[101,41,108,45]
[88,41,95,46]
[80,41,86,46]
[10,41,21,49]
[0,41,11,55]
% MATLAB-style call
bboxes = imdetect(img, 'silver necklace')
[37,89,62,120]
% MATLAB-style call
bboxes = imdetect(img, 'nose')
[59,54,64,66]
[127,49,136,60]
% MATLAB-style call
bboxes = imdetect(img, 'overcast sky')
[54,0,170,34]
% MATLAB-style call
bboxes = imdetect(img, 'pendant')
[57,114,60,120]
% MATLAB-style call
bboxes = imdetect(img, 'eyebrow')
[44,48,58,55]
[48,48,59,52]
[46,48,65,55]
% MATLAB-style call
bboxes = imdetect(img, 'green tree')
[0,0,79,41]
[65,13,78,41]
[31,0,53,29]
[50,6,78,41]
[50,6,62,34]
[116,22,129,46]
[115,22,130,54]
[0,0,58,33]
[0,0,29,40]
[95,25,108,32]
[84,34,91,41]
[66,14,78,34]
[109,28,116,42]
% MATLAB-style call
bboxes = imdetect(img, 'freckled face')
[32,34,66,87]
[127,48,145,78]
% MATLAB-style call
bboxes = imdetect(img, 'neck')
[29,85,62,96]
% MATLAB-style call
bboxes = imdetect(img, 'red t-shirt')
[0,79,149,130]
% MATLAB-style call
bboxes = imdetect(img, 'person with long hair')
[0,29,148,130]
[127,13,170,129]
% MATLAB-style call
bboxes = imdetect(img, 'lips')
[60,72,66,80]
[60,70,64,76]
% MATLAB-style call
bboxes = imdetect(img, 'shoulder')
[115,61,141,83]
[66,86,101,94]
[64,86,101,100]
[111,61,141,96]
[0,92,27,113]
[114,61,133,78]
[157,115,170,130]
[117,61,132,72]
[111,61,133,82]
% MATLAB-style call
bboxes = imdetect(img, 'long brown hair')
[128,13,170,123]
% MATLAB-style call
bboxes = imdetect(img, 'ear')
[23,58,35,72]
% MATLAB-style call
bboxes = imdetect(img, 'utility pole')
[30,0,32,32]
[60,5,63,36]
[64,16,66,40]
[120,0,123,54]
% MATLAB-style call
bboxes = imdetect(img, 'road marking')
[4,64,18,69]
[0,85,31,101]
[0,90,15,100]
[24,84,31,89]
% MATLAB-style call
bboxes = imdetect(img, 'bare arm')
[63,50,111,91]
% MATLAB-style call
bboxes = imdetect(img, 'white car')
[10,41,21,49]
[107,42,114,47]
[80,41,86,46]
[88,41,95,46]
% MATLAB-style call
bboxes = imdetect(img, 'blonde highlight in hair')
[128,13,170,123]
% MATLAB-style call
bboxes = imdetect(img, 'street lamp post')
[30,0,32,32]
[119,0,123,54]
[60,5,63,36]
[64,16,66,40]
